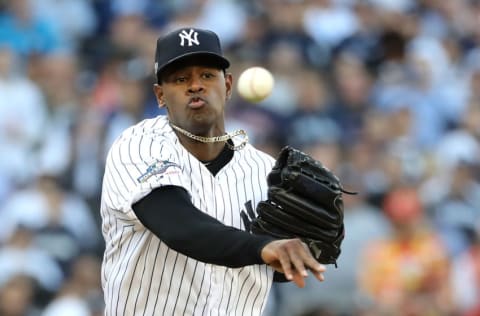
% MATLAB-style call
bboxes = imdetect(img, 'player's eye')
[175,76,187,83]
[202,72,215,79]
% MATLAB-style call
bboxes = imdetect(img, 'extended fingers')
[276,246,306,288]
[260,239,327,287]
[276,247,294,280]
[277,239,326,287]
[289,246,309,277]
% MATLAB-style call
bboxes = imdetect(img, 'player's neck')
[183,140,227,162]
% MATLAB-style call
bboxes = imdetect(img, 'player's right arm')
[132,185,326,288]
[132,185,275,267]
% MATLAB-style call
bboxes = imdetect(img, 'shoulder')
[113,116,171,143]
[241,144,276,167]
[106,116,176,158]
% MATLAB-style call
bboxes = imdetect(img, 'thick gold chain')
[169,122,249,151]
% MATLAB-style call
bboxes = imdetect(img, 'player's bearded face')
[155,65,232,136]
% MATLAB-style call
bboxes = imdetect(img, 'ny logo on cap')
[179,29,199,47]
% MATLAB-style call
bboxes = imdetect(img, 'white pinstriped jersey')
[100,115,276,316]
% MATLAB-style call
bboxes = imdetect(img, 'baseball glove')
[242,146,356,267]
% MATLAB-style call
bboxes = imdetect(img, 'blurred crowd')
[0,0,479,315]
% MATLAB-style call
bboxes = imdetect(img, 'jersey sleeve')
[102,129,188,217]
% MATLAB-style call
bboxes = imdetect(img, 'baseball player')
[100,27,326,316]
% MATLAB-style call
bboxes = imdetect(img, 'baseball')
[236,67,274,103]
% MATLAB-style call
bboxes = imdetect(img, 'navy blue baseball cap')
[154,28,230,79]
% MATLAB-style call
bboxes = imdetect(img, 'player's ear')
[153,84,166,108]
[225,72,233,101]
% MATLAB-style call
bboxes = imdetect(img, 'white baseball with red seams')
[236,67,275,103]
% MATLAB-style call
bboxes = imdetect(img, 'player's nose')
[187,76,205,94]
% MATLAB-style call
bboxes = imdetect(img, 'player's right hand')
[260,238,326,288]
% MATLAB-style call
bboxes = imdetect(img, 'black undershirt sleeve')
[132,185,276,268]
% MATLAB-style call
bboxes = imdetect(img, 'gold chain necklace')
[169,122,249,151]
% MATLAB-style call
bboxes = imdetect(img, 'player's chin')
[187,113,217,131]
[189,105,220,120]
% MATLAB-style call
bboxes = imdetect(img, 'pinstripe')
[203,270,214,316]
[229,157,243,228]
[116,226,144,315]
[181,259,199,315]
[217,267,227,316]
[151,247,174,314]
[202,266,212,315]
[141,240,162,316]
[132,235,152,311]
[241,267,258,316]
[116,139,138,187]
[247,149,262,199]
[213,173,221,221]
[192,263,207,314]
[171,254,190,313]
[222,269,235,315]
[112,224,134,314]
[160,253,180,315]
[239,268,258,316]
[257,266,270,313]
[233,267,251,315]
[224,169,234,226]
[122,230,147,313]
[106,219,124,313]
[104,155,125,207]
[110,140,131,193]
[249,266,266,315]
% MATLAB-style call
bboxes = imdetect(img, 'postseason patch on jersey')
[137,160,180,183]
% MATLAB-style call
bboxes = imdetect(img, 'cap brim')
[156,51,230,76]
